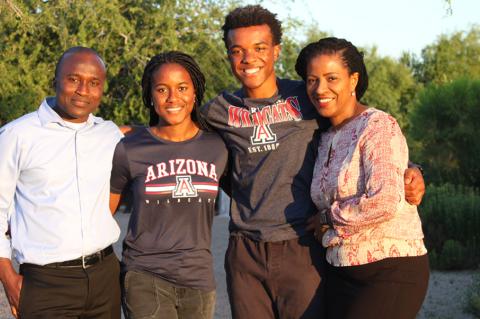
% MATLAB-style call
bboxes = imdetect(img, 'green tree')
[408,78,480,187]
[360,47,420,130]
[413,26,480,85]
[275,21,329,80]
[0,0,237,126]
[270,23,419,131]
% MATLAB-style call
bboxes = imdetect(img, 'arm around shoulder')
[109,192,122,215]
[404,164,426,206]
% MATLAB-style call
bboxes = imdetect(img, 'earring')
[351,91,356,96]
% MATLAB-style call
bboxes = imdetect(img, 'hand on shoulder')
[119,125,145,136]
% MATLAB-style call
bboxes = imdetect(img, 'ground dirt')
[0,213,477,319]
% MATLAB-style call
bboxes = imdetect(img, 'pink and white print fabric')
[311,108,427,267]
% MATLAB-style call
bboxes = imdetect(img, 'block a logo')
[172,175,198,198]
[250,124,277,145]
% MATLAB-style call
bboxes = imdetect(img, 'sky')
[246,0,479,59]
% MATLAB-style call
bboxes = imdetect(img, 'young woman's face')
[305,53,358,125]
[151,63,196,126]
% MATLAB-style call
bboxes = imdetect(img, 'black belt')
[33,246,114,269]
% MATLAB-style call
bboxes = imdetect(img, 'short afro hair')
[222,5,282,49]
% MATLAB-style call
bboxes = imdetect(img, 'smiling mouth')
[314,97,334,108]
[243,67,260,75]
[165,106,183,113]
[71,99,90,106]
[319,98,334,103]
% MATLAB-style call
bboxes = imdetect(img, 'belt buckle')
[82,255,87,269]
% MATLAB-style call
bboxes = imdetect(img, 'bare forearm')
[109,192,122,215]
[0,257,17,283]
[0,257,22,318]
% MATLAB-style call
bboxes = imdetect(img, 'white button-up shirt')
[0,98,123,265]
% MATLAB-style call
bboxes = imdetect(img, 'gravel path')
[0,212,477,319]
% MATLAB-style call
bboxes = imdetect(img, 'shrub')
[420,183,480,270]
[437,239,468,269]
[408,78,480,187]
[467,275,480,317]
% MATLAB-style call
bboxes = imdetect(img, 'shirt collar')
[37,97,104,127]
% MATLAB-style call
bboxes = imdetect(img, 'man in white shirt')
[0,47,122,318]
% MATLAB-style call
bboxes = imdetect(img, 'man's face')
[54,51,106,123]
[226,24,280,98]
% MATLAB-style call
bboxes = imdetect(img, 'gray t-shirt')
[111,128,228,291]
[200,79,329,242]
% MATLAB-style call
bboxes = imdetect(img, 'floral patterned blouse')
[311,108,427,267]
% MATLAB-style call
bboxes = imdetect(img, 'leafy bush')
[467,274,480,318]
[408,78,480,187]
[420,183,480,270]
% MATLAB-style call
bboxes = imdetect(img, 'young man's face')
[226,24,280,98]
[54,51,106,123]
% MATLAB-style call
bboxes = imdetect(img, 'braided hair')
[295,37,369,100]
[142,51,206,126]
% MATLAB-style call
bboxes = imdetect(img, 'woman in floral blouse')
[295,37,429,319]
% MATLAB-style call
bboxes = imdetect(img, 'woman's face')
[151,63,196,127]
[305,53,358,125]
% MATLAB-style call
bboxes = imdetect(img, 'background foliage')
[1,1,480,269]
[409,78,480,187]
[0,0,238,125]
[420,184,480,270]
